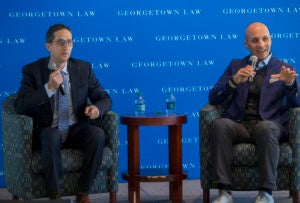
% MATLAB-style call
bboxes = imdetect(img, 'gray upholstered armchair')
[1,94,119,202]
[200,103,300,203]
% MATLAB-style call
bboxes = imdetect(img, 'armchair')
[200,103,300,203]
[2,94,119,202]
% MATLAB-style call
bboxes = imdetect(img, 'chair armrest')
[288,107,300,160]
[199,104,222,149]
[199,104,221,181]
[2,94,33,185]
[90,111,119,159]
[199,104,221,182]
[200,103,222,121]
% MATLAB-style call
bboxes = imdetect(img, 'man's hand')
[48,70,63,91]
[270,66,298,85]
[85,105,100,119]
[232,65,256,84]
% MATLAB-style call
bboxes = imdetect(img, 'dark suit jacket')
[209,55,300,134]
[14,57,112,130]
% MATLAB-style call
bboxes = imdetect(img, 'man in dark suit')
[14,24,112,203]
[209,22,300,203]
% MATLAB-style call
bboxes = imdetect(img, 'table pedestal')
[121,114,187,203]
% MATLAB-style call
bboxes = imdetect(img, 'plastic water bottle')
[166,92,176,115]
[135,92,145,115]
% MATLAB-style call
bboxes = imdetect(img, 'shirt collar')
[61,63,68,74]
[257,53,272,68]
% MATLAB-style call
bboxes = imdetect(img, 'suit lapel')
[67,60,78,108]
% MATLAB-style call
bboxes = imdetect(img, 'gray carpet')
[69,181,292,203]
[0,180,293,202]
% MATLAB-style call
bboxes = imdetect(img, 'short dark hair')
[46,24,72,43]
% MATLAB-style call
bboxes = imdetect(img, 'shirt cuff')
[44,83,55,97]
[228,77,237,88]
[285,79,296,90]
[285,79,294,86]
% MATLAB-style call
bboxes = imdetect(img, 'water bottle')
[135,92,146,115]
[166,92,176,115]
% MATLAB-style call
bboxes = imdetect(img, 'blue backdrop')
[0,0,300,187]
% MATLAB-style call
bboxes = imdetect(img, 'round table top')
[120,113,187,126]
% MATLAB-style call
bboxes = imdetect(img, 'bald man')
[208,22,300,203]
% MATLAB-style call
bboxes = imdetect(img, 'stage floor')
[0,180,292,203]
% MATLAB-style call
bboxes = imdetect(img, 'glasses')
[53,39,73,47]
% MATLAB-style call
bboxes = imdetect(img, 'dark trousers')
[211,118,285,190]
[38,121,105,194]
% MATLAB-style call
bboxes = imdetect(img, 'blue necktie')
[58,71,69,143]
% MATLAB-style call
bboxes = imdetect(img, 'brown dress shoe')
[76,192,91,203]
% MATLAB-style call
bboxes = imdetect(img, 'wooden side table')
[121,113,187,203]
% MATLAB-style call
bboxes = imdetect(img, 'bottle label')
[166,101,175,110]
[136,104,145,112]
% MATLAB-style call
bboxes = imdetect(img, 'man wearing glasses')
[14,24,112,203]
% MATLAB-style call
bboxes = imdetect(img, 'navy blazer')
[14,57,112,129]
[209,55,300,134]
